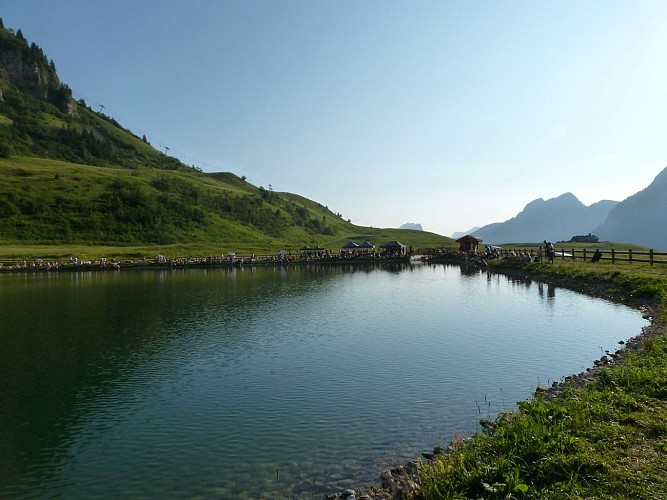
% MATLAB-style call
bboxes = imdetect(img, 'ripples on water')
[0,264,646,498]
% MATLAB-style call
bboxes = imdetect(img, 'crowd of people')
[3,239,600,274]
[424,239,565,268]
[501,250,534,265]
[500,240,559,265]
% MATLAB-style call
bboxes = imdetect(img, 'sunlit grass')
[0,156,455,259]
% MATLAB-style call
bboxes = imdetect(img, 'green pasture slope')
[412,259,667,499]
[0,156,454,261]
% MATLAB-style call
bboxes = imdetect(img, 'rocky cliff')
[0,24,75,114]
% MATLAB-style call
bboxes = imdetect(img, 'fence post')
[583,249,587,261]
[611,249,615,263]
[650,249,654,266]
[629,249,632,264]
[572,248,575,260]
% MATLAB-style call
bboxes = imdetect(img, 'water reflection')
[537,281,556,300]
[1,267,345,494]
[484,271,557,302]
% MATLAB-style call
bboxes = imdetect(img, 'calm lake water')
[0,263,646,499]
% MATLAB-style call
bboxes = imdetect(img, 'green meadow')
[0,156,454,262]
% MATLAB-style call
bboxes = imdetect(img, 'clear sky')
[2,1,667,236]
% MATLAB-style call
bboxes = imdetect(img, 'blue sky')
[2,1,666,236]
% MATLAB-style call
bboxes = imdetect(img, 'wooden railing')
[506,248,667,265]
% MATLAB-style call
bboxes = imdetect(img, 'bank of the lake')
[0,254,415,274]
[348,260,667,499]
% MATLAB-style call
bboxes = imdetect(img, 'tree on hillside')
[0,140,13,158]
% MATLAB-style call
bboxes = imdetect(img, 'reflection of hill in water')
[0,268,341,488]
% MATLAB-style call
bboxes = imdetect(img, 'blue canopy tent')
[359,241,375,249]
[342,241,359,249]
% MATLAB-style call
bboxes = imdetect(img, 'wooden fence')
[507,248,667,266]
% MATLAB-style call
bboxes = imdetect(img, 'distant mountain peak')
[471,192,616,244]
[399,222,423,231]
[452,227,480,239]
[469,166,667,249]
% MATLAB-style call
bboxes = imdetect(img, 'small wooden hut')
[456,235,482,252]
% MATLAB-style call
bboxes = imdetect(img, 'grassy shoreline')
[406,260,667,499]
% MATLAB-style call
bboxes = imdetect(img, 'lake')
[0,263,647,498]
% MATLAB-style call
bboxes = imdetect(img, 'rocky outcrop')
[0,26,76,114]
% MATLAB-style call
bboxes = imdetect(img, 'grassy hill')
[0,156,454,259]
[0,22,455,259]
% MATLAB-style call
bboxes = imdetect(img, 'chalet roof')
[380,240,407,248]
[456,235,483,243]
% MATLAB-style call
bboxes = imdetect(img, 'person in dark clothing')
[591,249,602,262]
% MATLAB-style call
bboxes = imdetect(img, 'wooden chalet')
[456,235,482,252]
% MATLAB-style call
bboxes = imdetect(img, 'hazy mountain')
[451,227,480,239]
[399,222,423,231]
[471,193,618,244]
[594,166,667,250]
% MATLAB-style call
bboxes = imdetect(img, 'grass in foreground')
[415,261,667,499]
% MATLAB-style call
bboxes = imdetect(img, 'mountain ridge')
[470,193,618,244]
[466,165,667,250]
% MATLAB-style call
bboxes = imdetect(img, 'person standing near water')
[544,240,555,263]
